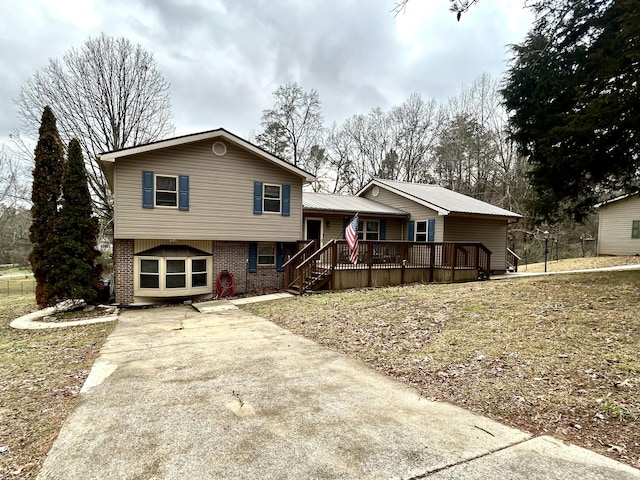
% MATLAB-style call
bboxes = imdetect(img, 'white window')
[156,175,178,207]
[165,259,186,289]
[357,220,379,241]
[258,244,276,266]
[136,256,211,296]
[192,259,208,287]
[416,221,428,242]
[140,259,160,288]
[263,185,281,213]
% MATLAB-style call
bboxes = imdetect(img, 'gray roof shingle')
[303,192,408,216]
[365,179,522,218]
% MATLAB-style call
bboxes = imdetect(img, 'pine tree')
[49,138,101,302]
[29,107,65,307]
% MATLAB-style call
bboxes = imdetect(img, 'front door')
[306,219,322,248]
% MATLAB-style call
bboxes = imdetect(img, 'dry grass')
[0,295,115,479]
[520,255,640,273]
[247,269,640,468]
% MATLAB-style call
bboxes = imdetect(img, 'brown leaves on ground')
[247,270,640,469]
[0,296,115,479]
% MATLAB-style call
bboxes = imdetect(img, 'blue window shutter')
[380,219,387,240]
[248,243,257,272]
[253,182,263,214]
[281,185,290,216]
[142,171,154,208]
[428,219,435,242]
[178,175,189,211]
[276,243,285,272]
[408,221,415,241]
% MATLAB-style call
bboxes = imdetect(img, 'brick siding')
[114,239,134,305]
[212,241,284,294]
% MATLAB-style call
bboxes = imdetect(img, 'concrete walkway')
[37,304,639,479]
[492,263,640,280]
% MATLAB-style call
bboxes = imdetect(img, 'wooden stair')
[288,269,331,294]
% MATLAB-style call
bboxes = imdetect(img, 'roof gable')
[358,178,522,219]
[98,128,316,188]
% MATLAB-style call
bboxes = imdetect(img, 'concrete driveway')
[37,304,639,479]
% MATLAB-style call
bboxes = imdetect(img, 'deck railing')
[506,248,520,272]
[288,240,492,294]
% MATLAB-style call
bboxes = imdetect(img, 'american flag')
[345,213,359,264]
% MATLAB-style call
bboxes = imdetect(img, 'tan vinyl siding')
[113,139,304,241]
[443,215,508,271]
[597,196,640,255]
[363,187,442,241]
[303,214,404,244]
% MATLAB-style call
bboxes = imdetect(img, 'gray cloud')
[0,0,532,148]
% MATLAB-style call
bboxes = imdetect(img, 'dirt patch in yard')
[246,270,640,469]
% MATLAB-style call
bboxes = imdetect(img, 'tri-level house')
[99,129,521,305]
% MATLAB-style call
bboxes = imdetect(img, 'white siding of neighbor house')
[113,139,304,242]
[598,196,640,255]
[443,215,509,271]
[362,187,443,241]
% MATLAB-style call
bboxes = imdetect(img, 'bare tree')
[15,33,174,223]
[392,0,480,21]
[0,145,30,265]
[256,82,324,170]
[0,145,28,207]
[389,92,441,182]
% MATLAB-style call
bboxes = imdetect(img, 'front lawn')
[246,270,640,469]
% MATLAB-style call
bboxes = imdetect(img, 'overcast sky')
[0,0,533,149]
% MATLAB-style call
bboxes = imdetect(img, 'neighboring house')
[99,129,315,305]
[595,193,640,256]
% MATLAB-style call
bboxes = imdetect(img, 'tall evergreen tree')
[503,0,640,222]
[29,106,65,307]
[50,138,101,302]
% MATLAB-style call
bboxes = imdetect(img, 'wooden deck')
[284,240,491,295]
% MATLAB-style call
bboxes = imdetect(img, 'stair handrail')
[283,240,316,269]
[295,239,336,294]
[297,239,334,271]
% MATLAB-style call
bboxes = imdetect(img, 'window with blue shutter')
[142,171,154,208]
[179,175,189,211]
[380,219,387,240]
[253,182,263,214]
[248,243,258,272]
[282,185,290,216]
[427,219,435,242]
[408,221,415,241]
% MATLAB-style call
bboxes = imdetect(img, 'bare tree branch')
[14,33,174,224]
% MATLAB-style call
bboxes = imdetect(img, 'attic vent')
[372,186,380,197]
[212,141,227,156]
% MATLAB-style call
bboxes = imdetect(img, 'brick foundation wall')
[114,239,134,305]
[212,241,284,294]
